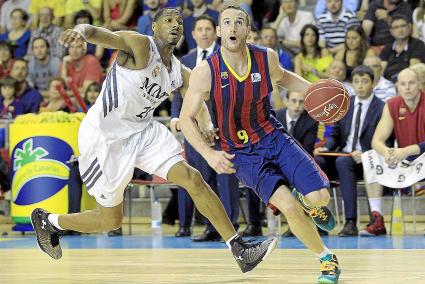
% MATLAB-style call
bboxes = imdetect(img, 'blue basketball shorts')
[231,129,329,205]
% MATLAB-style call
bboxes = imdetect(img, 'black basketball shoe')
[230,236,278,273]
[31,208,63,260]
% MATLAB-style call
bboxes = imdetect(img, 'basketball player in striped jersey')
[30,8,278,273]
[180,5,341,283]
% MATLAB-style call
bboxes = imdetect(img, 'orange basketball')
[304,78,350,124]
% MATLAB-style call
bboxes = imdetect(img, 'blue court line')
[0,235,424,249]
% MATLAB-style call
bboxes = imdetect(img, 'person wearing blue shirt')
[10,59,42,113]
[183,0,219,50]
[137,0,162,36]
[0,76,24,118]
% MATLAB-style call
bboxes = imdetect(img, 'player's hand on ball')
[59,29,87,47]
[206,150,236,174]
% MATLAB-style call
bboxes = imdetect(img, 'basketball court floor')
[1,224,424,284]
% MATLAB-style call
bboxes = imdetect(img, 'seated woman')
[0,76,24,118]
[335,25,375,80]
[0,8,31,58]
[294,24,333,83]
[103,0,137,30]
[39,77,74,113]
[84,82,101,110]
[0,41,14,79]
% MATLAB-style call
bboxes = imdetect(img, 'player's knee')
[280,199,303,218]
[306,189,330,207]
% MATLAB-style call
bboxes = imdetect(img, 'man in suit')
[240,91,319,237]
[314,65,385,237]
[171,15,240,241]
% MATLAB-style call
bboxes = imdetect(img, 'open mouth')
[229,36,237,41]
[170,30,179,36]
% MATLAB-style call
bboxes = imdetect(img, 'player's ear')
[216,26,221,38]
[152,22,157,34]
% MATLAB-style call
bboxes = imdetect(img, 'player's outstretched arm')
[180,62,235,174]
[60,24,133,53]
[267,48,311,94]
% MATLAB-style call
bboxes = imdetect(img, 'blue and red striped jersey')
[206,44,283,151]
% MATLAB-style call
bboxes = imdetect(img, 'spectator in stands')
[314,0,363,19]
[29,0,66,29]
[369,68,425,236]
[10,59,42,113]
[363,55,397,101]
[362,0,413,50]
[137,0,161,36]
[0,0,30,34]
[0,41,14,79]
[316,0,360,54]
[0,8,31,58]
[64,0,102,28]
[410,62,425,91]
[380,15,425,83]
[28,37,61,96]
[184,0,219,51]
[314,65,385,237]
[327,59,355,96]
[0,76,24,118]
[28,7,66,59]
[271,0,315,55]
[335,25,375,80]
[73,10,109,66]
[61,41,104,95]
[260,26,292,108]
[294,24,333,83]
[84,82,101,109]
[246,25,259,44]
[413,0,425,43]
[39,77,73,112]
[103,0,137,30]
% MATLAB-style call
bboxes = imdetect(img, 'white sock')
[225,233,239,249]
[368,197,383,214]
[316,247,332,259]
[48,214,64,231]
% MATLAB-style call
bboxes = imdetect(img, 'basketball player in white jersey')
[30,8,277,273]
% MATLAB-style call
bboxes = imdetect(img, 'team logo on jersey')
[152,65,160,78]
[221,72,228,79]
[399,107,406,120]
[251,73,261,83]
[171,80,176,88]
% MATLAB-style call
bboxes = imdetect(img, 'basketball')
[304,78,350,123]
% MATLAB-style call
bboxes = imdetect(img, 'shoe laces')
[309,207,328,222]
[320,255,339,274]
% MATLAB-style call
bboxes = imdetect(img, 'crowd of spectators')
[0,0,424,238]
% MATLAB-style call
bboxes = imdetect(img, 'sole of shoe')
[30,209,62,260]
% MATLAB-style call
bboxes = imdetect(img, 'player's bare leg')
[167,161,278,273]
[269,186,341,283]
[31,203,123,259]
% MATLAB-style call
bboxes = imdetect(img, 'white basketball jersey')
[84,36,183,141]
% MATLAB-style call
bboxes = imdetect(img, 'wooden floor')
[0,249,424,283]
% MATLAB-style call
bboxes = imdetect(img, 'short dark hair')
[351,65,375,82]
[74,10,93,25]
[11,8,29,22]
[192,15,216,31]
[261,26,277,37]
[153,8,181,23]
[390,14,410,27]
[31,36,50,49]
[219,4,250,26]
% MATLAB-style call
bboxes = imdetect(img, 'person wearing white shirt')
[271,0,315,54]
[363,55,396,102]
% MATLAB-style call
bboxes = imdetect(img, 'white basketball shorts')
[78,119,184,207]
